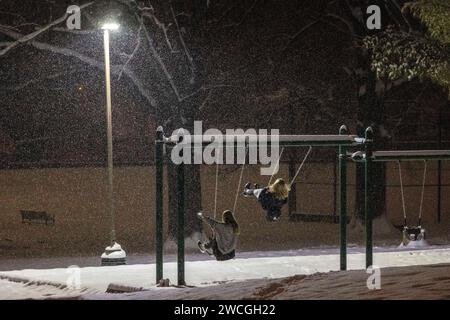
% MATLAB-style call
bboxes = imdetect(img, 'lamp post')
[100,22,126,266]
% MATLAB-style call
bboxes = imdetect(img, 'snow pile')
[101,242,126,259]
[398,239,430,249]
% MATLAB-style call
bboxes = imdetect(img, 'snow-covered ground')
[0,275,99,300]
[84,262,450,300]
[1,244,450,299]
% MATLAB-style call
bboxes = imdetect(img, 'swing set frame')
[351,127,450,268]
[155,124,450,285]
[154,125,363,285]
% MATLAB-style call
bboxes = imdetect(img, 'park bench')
[20,210,55,225]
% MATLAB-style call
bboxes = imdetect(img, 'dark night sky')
[0,0,448,167]
[0,1,155,166]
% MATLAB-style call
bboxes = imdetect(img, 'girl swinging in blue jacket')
[243,178,290,222]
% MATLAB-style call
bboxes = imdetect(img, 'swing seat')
[214,249,235,261]
[210,238,235,261]
[400,226,428,248]
[402,226,425,241]
[396,160,428,246]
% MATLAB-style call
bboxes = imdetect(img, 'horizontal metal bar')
[160,135,364,147]
[386,184,450,187]
[168,134,361,143]
[163,142,361,148]
[348,150,450,162]
[372,150,450,162]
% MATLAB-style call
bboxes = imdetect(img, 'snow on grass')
[90,263,450,300]
[0,275,99,300]
[1,246,450,297]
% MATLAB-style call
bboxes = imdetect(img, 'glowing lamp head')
[102,23,120,31]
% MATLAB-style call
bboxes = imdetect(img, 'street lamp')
[102,23,120,31]
[100,22,126,266]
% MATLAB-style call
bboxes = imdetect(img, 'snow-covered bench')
[20,210,55,225]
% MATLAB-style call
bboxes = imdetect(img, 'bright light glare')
[102,23,120,30]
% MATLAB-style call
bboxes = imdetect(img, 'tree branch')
[137,13,183,101]
[170,3,195,73]
[280,20,321,55]
[6,70,79,91]
[141,10,176,53]
[222,0,260,28]
[0,26,158,109]
[118,21,143,81]
[0,2,94,56]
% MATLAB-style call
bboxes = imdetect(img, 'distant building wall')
[385,161,450,226]
[0,162,449,258]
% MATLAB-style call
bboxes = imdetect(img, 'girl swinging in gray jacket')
[197,210,239,261]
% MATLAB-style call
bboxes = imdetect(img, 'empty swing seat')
[403,226,425,241]
[396,160,428,246]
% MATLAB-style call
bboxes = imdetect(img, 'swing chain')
[418,160,427,226]
[268,147,285,185]
[398,161,407,225]
[398,160,427,227]
[233,146,249,214]
[213,147,221,219]
[290,146,313,186]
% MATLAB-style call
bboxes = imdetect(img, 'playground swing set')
[154,125,450,285]
[397,160,427,245]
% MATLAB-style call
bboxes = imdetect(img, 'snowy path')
[1,245,450,296]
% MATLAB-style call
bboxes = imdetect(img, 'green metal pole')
[365,127,374,268]
[177,147,186,286]
[339,125,348,271]
[155,127,164,283]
